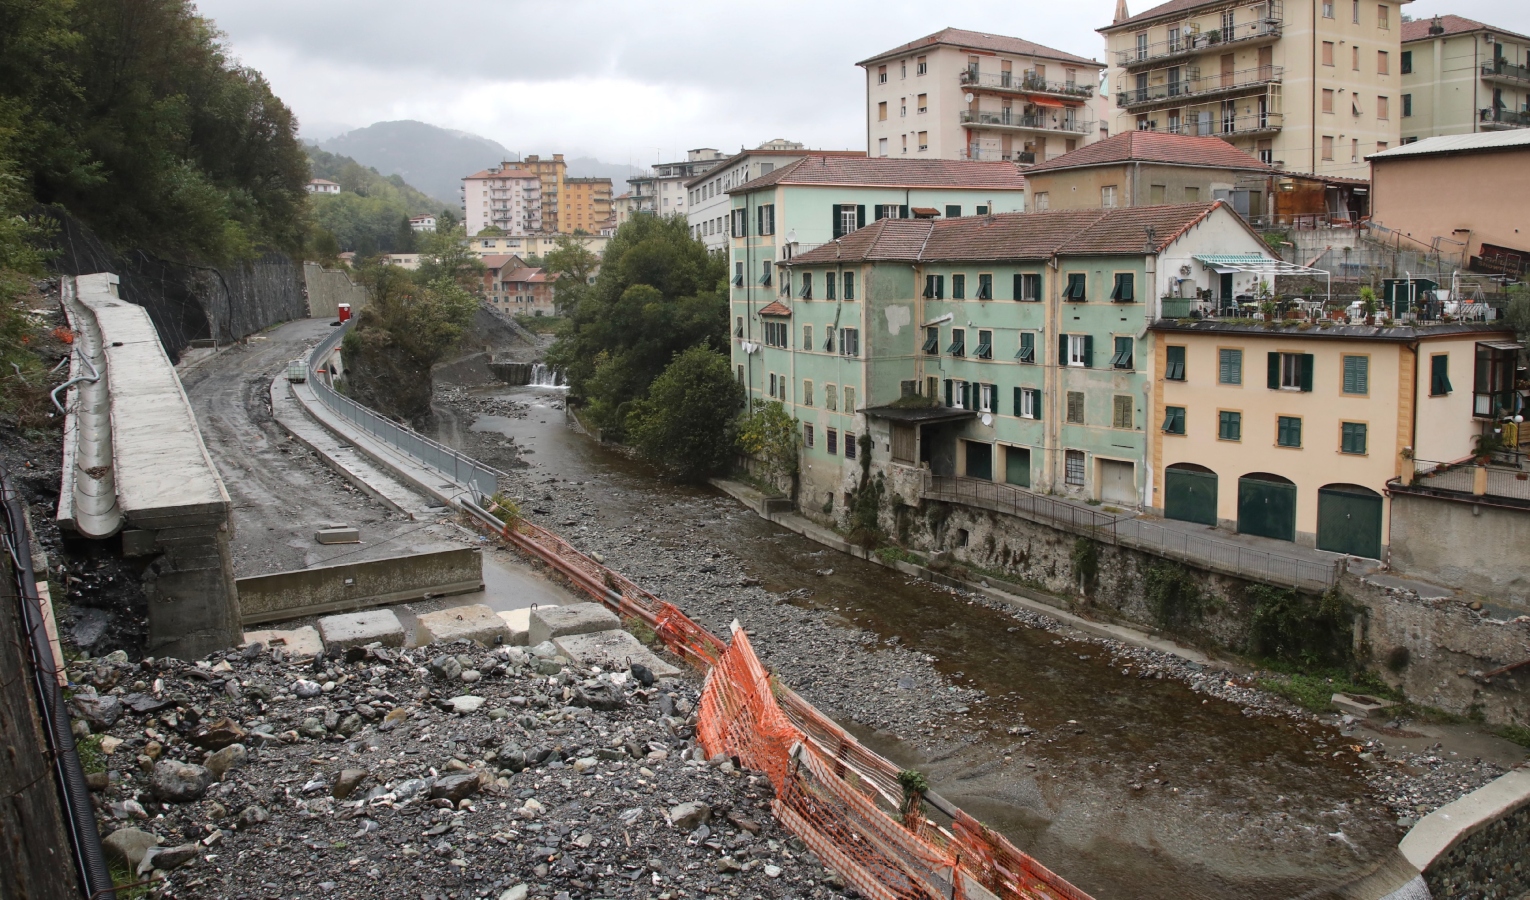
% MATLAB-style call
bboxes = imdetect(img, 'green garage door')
[1317,485,1383,559]
[1005,447,1031,488]
[1237,475,1297,542]
[1164,467,1218,526]
[965,441,993,481]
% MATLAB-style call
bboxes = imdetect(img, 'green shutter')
[1166,345,1185,380]
[856,205,866,229]
[1032,389,1041,421]
[1267,352,1280,389]
[946,205,961,218]
[873,206,885,221]
[945,379,953,407]
[1431,355,1452,395]
[1121,273,1134,302]
[1083,334,1094,368]
[1300,353,1315,392]
[1060,333,1070,365]
[832,205,843,239]
[936,275,945,299]
[900,205,910,218]
[1343,356,1368,394]
[1013,386,1023,416]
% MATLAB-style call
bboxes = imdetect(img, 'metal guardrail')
[1115,20,1282,68]
[1407,458,1530,503]
[959,68,1094,99]
[1117,66,1282,109]
[958,110,1094,134]
[924,475,1338,591]
[305,323,500,499]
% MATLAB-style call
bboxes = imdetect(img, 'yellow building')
[1149,319,1514,558]
[562,177,614,234]
[1400,14,1530,141]
[1099,0,1410,177]
[520,154,567,234]
[467,233,609,259]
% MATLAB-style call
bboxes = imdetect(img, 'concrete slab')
[317,610,405,650]
[528,602,620,646]
[242,626,324,658]
[415,604,511,647]
[1332,692,1397,719]
[316,527,360,544]
[1401,768,1530,871]
[496,608,531,646]
[554,629,683,679]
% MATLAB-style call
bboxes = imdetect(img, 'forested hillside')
[305,145,457,257]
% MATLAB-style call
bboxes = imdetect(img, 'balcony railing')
[1482,59,1530,85]
[1481,107,1530,129]
[1132,110,1284,138]
[959,69,1094,100]
[1117,65,1282,109]
[958,110,1094,134]
[960,148,1038,163]
[1115,20,1282,69]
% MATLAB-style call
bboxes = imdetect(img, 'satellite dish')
[981,413,993,427]
[784,229,798,244]
[964,93,975,103]
[1179,265,1192,276]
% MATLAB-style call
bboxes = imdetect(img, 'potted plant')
[1359,286,1378,324]
[1474,431,1504,465]
[1259,299,1276,321]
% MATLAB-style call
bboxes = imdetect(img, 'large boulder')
[150,760,211,802]
[429,771,481,804]
[102,828,162,870]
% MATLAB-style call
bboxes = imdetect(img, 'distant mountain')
[322,120,510,208]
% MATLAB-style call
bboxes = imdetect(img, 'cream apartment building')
[520,155,567,234]
[1400,15,1530,141]
[858,28,1106,164]
[685,143,865,253]
[628,149,727,219]
[1099,0,1409,177]
[462,164,541,237]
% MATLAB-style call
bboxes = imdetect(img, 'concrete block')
[415,604,511,647]
[528,602,620,647]
[121,529,157,557]
[316,526,360,544]
[496,608,533,646]
[317,609,405,650]
[242,626,324,658]
[1331,692,1397,719]
[554,629,683,679]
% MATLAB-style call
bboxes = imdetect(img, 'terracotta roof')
[858,27,1099,68]
[464,166,539,181]
[731,156,1027,195]
[910,207,941,216]
[481,254,525,270]
[684,149,865,188]
[785,203,1231,264]
[1401,15,1530,45]
[308,178,338,186]
[758,301,792,317]
[1024,131,1272,175]
[1100,0,1225,31]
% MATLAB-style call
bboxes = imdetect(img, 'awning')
[758,301,792,317]
[1027,96,1066,108]
[1192,254,1329,277]
[863,405,977,425]
[1480,341,1525,351]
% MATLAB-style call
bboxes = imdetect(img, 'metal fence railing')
[923,475,1339,591]
[1408,458,1530,503]
[306,323,500,500]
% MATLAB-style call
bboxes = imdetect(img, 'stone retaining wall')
[303,262,369,319]
[1401,768,1530,899]
[237,548,483,625]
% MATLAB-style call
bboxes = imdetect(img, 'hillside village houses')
[306,178,341,195]
[408,213,437,232]
[687,142,866,253]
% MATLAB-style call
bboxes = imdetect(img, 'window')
[1150,184,1166,204]
[1016,387,1040,419]
[878,65,887,84]
[803,325,813,351]
[1322,136,1335,160]
[976,274,992,300]
[1352,0,1359,23]
[761,260,772,286]
[1184,186,1199,202]
[1112,395,1134,429]
[827,427,838,455]
[1377,51,1389,75]
[878,137,889,157]
[1376,141,1388,152]
[1323,89,1335,114]
[731,208,748,237]
[1376,96,1389,120]
[737,365,744,383]
[949,380,968,409]
[1163,345,1186,380]
[923,274,945,299]
[1063,273,1087,301]
[1016,332,1036,363]
[917,131,928,151]
[917,93,928,114]
[1016,272,1041,301]
[825,384,838,411]
[1162,406,1186,434]
[876,203,904,220]
[1219,348,1243,384]
[976,330,992,359]
[844,430,857,459]
[1110,336,1134,369]
[977,383,994,413]
[1066,334,1092,367]
[1034,192,1049,211]
[952,274,966,300]
[1066,391,1085,424]
[947,327,966,357]
[800,272,813,299]
[1322,41,1335,66]
[1401,50,1412,74]
[923,326,939,355]
[1101,185,1118,208]
[758,204,775,235]
[1110,273,1135,302]
[803,379,814,407]
[1065,450,1085,486]
[1135,32,1149,61]
[1341,422,1367,454]
[826,271,837,301]
[1352,138,1360,163]
[835,204,861,237]
[1323,0,1334,17]
[839,328,860,357]
[823,328,834,353]
[1270,352,1313,391]
[945,204,961,218]
[1430,354,1452,395]
[1377,3,1389,28]
[768,372,777,397]
[763,320,789,348]
[877,100,889,120]
[1222,8,1235,31]
[844,386,856,413]
[1402,94,1412,117]
[916,55,927,75]
[1342,355,1369,394]
[1218,410,1242,441]
[1277,416,1302,447]
[804,423,814,448]
[843,271,855,300]
[733,261,744,287]
[976,205,989,215]
[735,316,744,338]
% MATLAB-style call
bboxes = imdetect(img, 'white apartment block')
[1401,15,1530,141]
[461,164,542,237]
[685,143,866,253]
[627,149,727,220]
[858,28,1107,164]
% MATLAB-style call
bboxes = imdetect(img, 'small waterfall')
[530,363,565,387]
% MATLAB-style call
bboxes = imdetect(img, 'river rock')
[71,693,122,730]
[429,772,481,803]
[140,843,198,875]
[191,716,246,750]
[150,760,211,802]
[450,695,485,715]
[333,768,369,799]
[670,801,711,831]
[203,743,247,781]
[103,827,161,870]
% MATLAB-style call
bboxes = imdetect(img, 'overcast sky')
[196,0,1527,166]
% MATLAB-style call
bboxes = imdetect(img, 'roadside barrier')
[463,497,1093,900]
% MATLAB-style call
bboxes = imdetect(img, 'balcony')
[1115,19,1282,70]
[960,148,1038,163]
[959,69,1094,101]
[1117,65,1282,110]
[958,110,1094,135]
[1480,107,1530,129]
[1482,59,1530,87]
[1133,109,1284,138]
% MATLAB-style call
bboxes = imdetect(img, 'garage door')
[1237,475,1297,542]
[1100,460,1136,505]
[1316,485,1383,559]
[1165,467,1218,526]
[965,441,993,481]
[1005,447,1031,488]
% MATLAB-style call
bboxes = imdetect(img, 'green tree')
[737,400,800,485]
[543,233,599,315]
[1504,283,1530,344]
[626,346,744,481]
[415,224,484,291]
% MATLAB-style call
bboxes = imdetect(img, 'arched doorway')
[1164,463,1218,526]
[1237,473,1297,542]
[1317,484,1384,559]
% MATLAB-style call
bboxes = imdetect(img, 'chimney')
[1114,0,1130,25]
[1144,225,1157,253]
[1427,15,1443,36]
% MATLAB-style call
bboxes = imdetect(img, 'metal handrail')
[958,110,1093,134]
[1129,110,1284,137]
[958,69,1095,99]
[1483,60,1530,83]
[1115,20,1282,68]
[1117,65,1283,108]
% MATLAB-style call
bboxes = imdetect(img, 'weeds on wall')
[846,435,885,548]
[1070,538,1099,593]
[1247,585,1355,668]
[1143,562,1209,631]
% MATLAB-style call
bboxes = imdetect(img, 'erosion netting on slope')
[473,500,1093,900]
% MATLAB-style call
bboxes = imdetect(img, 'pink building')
[461,164,542,237]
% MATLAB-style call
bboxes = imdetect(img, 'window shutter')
[1013,273,1023,300]
[966,382,974,409]
[899,205,909,218]
[1060,333,1069,364]
[874,206,885,221]
[1267,352,1280,389]
[832,206,843,239]
[1300,353,1315,392]
[1031,390,1041,421]
[1013,386,1022,416]
[945,379,953,407]
[1083,334,1094,368]
[856,205,866,229]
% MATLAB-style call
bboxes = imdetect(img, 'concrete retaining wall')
[237,548,483,625]
[303,262,369,319]
[1389,492,1530,613]
[1401,767,1530,899]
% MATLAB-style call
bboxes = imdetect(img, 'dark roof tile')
[731,156,1027,194]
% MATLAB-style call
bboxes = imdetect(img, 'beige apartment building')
[562,177,614,234]
[857,28,1106,164]
[461,164,541,237]
[520,154,567,234]
[1099,0,1409,178]
[1400,15,1530,141]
